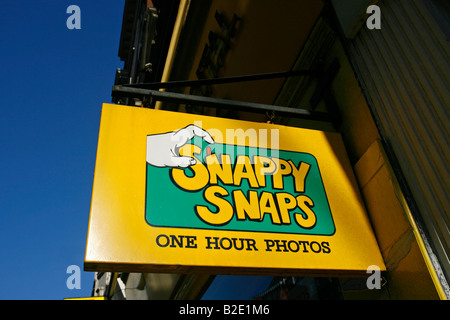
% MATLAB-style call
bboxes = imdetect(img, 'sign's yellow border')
[85,104,385,276]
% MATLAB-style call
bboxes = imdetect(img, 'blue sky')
[0,1,124,299]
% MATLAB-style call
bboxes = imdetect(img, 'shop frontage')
[85,0,449,300]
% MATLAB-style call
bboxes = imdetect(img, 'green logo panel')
[145,140,335,235]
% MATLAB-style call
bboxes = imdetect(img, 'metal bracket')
[111,67,342,124]
[119,70,315,90]
[111,85,333,122]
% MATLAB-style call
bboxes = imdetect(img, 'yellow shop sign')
[85,103,385,276]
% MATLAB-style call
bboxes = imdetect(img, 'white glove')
[146,125,214,168]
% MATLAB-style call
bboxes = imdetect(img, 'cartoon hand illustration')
[146,125,214,168]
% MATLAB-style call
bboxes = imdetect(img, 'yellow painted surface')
[329,40,381,163]
[64,297,106,300]
[353,140,440,299]
[177,0,324,121]
[85,103,385,276]
[324,38,442,299]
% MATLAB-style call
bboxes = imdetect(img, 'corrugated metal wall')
[348,0,449,281]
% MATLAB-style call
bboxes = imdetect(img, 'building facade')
[87,0,449,300]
